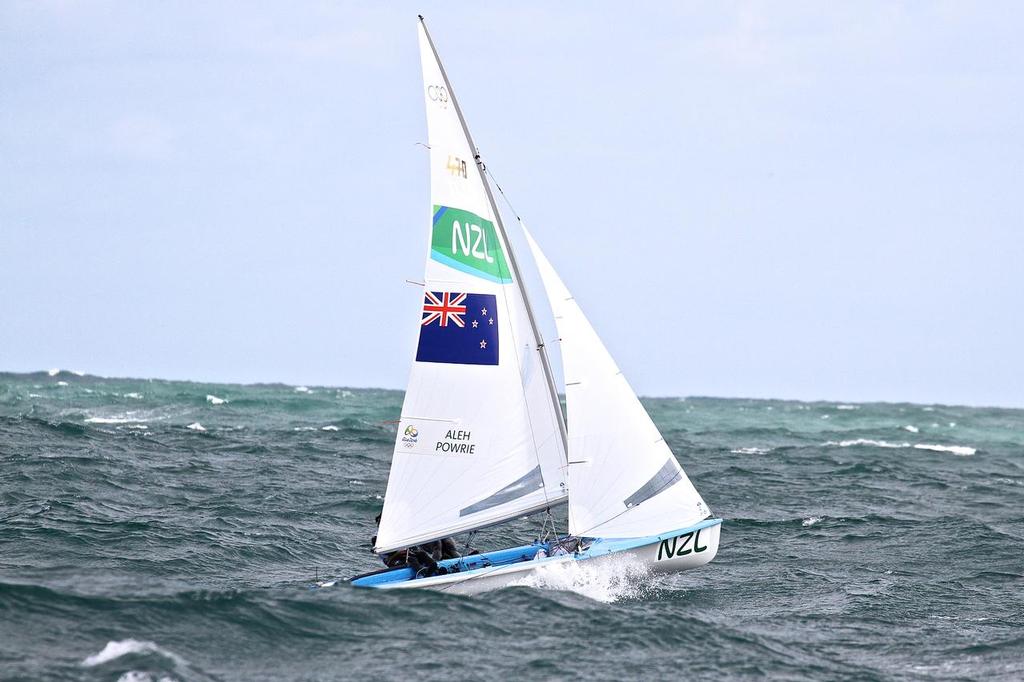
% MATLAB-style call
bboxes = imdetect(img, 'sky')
[2,2,1022,407]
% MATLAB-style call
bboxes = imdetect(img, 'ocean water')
[1,371,1022,681]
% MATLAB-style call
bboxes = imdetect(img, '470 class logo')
[656,528,708,561]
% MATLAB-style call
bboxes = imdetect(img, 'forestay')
[374,23,567,554]
[523,226,712,539]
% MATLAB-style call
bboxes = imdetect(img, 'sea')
[1,370,1021,681]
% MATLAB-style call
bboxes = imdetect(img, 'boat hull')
[349,518,722,595]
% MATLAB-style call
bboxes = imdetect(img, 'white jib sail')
[523,226,711,539]
[374,22,567,554]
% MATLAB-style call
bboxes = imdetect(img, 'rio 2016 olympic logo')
[427,84,449,108]
[401,424,419,449]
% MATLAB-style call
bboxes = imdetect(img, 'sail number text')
[656,528,708,561]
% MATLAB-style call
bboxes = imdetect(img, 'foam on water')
[186,422,206,432]
[117,673,178,682]
[509,554,656,603]
[86,415,148,425]
[824,439,976,456]
[913,443,976,456]
[903,425,919,433]
[826,438,909,449]
[205,395,226,405]
[82,639,185,668]
[802,516,823,527]
[731,446,771,455]
[321,425,339,431]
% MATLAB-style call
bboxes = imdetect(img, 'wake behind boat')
[349,17,721,594]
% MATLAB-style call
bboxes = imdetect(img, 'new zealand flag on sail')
[415,291,499,366]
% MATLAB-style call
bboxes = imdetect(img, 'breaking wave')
[824,438,976,455]
[82,639,186,668]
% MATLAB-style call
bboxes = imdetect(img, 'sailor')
[406,547,448,578]
[372,514,460,574]
[417,537,462,561]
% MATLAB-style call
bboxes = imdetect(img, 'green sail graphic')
[431,205,512,284]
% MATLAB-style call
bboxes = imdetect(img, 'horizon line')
[2,368,1020,412]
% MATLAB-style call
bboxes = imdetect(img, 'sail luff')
[416,17,568,458]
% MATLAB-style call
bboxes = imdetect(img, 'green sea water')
[1,370,1022,681]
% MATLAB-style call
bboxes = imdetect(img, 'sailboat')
[349,17,721,594]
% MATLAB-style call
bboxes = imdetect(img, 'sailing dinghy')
[350,17,721,595]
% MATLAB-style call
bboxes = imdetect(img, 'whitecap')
[948,422,957,428]
[82,639,185,668]
[71,369,85,376]
[820,414,830,419]
[730,447,771,455]
[47,368,60,376]
[913,443,976,456]
[86,415,147,425]
[206,394,227,405]
[294,386,311,393]
[117,673,178,682]
[57,381,69,387]
[923,406,935,412]
[836,404,859,410]
[903,425,919,433]
[186,422,206,432]
[293,426,316,431]
[321,425,339,431]
[825,438,910,449]
[338,390,354,398]
[122,425,149,430]
[123,392,143,400]
[802,516,822,527]
[824,438,976,456]
[28,393,42,398]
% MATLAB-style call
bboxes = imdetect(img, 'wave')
[82,639,186,668]
[823,438,976,455]
[912,443,976,456]
[205,395,227,405]
[85,415,148,425]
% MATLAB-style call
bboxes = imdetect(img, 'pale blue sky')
[2,2,1022,407]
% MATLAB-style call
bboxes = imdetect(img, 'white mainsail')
[523,226,711,539]
[374,21,567,553]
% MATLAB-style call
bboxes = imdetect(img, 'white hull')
[364,520,721,596]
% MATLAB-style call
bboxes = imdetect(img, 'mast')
[417,16,569,456]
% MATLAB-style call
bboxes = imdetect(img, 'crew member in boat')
[371,515,463,577]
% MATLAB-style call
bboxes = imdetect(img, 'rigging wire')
[483,165,570,545]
